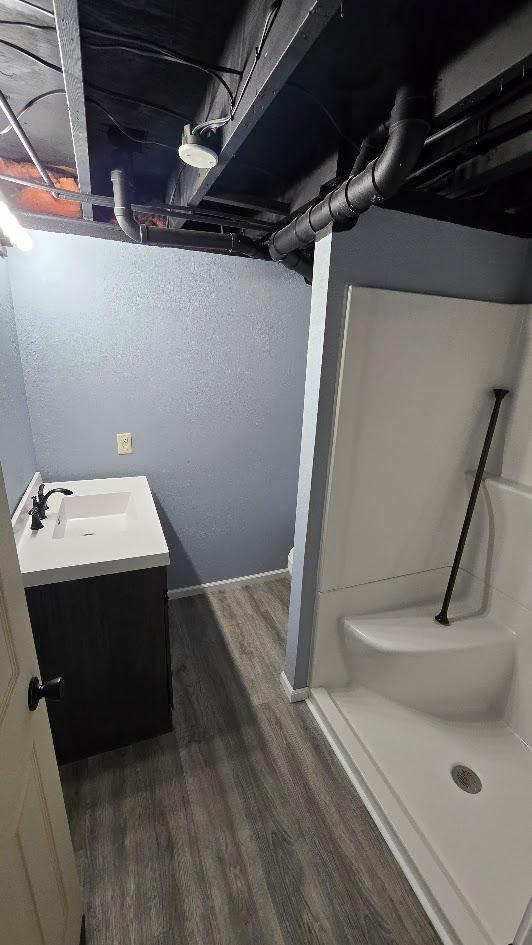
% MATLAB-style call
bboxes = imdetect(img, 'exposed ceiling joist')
[19,210,129,241]
[167,0,341,227]
[52,0,92,219]
[435,5,532,120]
[207,190,289,216]
[1,0,531,242]
[435,129,532,198]
[386,189,532,238]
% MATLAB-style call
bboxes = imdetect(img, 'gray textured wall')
[8,231,311,589]
[0,259,36,512]
[332,208,531,303]
[285,209,532,689]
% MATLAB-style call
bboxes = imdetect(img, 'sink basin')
[53,492,136,539]
[12,475,169,587]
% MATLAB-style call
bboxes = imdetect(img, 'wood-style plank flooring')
[61,577,441,945]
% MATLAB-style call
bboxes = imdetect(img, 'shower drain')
[451,764,482,794]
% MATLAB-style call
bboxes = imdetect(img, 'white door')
[0,464,82,945]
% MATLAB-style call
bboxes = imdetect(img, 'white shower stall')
[304,287,532,945]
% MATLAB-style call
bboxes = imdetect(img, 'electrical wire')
[1,6,357,196]
[82,39,235,107]
[81,28,242,78]
[0,86,55,187]
[166,166,184,217]
[88,84,191,124]
[85,98,176,150]
[0,20,55,30]
[191,0,282,136]
[0,6,280,148]
[0,40,192,123]
[7,0,54,18]
[0,86,180,149]
[0,19,242,80]
[287,81,360,152]
[0,38,62,73]
[0,88,64,134]
[0,22,239,107]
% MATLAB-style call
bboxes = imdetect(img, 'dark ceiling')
[0,0,68,166]
[0,0,531,239]
[198,0,532,225]
[79,0,251,203]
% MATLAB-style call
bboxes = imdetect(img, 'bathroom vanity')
[13,475,173,762]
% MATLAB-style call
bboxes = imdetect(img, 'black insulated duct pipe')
[111,168,270,260]
[268,85,431,261]
[275,249,313,283]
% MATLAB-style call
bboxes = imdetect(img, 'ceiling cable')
[0,87,181,150]
[0,38,62,73]
[191,0,282,136]
[82,39,236,107]
[0,19,242,83]
[0,88,57,190]
[81,28,242,76]
[7,0,54,18]
[85,98,177,150]
[0,88,64,134]
[0,41,192,123]
[0,19,55,30]
[287,81,360,152]
[89,35,242,78]
[87,84,191,124]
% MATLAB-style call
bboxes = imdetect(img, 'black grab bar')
[435,388,509,626]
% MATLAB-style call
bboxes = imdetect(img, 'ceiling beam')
[19,212,130,242]
[385,189,531,238]
[206,191,289,216]
[433,130,532,198]
[168,0,340,227]
[52,0,93,220]
[435,6,532,121]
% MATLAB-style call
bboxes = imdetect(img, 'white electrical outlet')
[117,432,133,455]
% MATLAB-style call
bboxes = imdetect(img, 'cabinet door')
[27,566,172,762]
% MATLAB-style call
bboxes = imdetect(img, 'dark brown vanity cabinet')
[26,566,173,763]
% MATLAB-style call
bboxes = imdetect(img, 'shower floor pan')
[308,605,532,945]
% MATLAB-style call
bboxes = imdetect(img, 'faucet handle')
[37,483,48,511]
[29,498,44,530]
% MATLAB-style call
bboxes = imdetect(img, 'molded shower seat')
[342,606,514,718]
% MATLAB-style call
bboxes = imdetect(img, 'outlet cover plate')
[117,432,133,455]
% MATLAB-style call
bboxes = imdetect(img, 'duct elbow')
[276,251,313,284]
[268,83,431,262]
[372,87,431,199]
[111,168,142,242]
[115,210,143,243]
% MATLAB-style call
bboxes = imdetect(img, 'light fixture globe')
[178,124,219,169]
[0,196,32,251]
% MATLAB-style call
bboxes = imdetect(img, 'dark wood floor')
[61,577,441,945]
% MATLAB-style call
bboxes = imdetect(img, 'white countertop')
[13,474,169,587]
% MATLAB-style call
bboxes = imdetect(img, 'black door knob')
[28,675,64,711]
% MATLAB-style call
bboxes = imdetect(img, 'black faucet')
[37,485,73,518]
[29,496,44,530]
[29,484,73,529]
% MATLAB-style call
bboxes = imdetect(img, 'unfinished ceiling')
[0,0,531,243]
